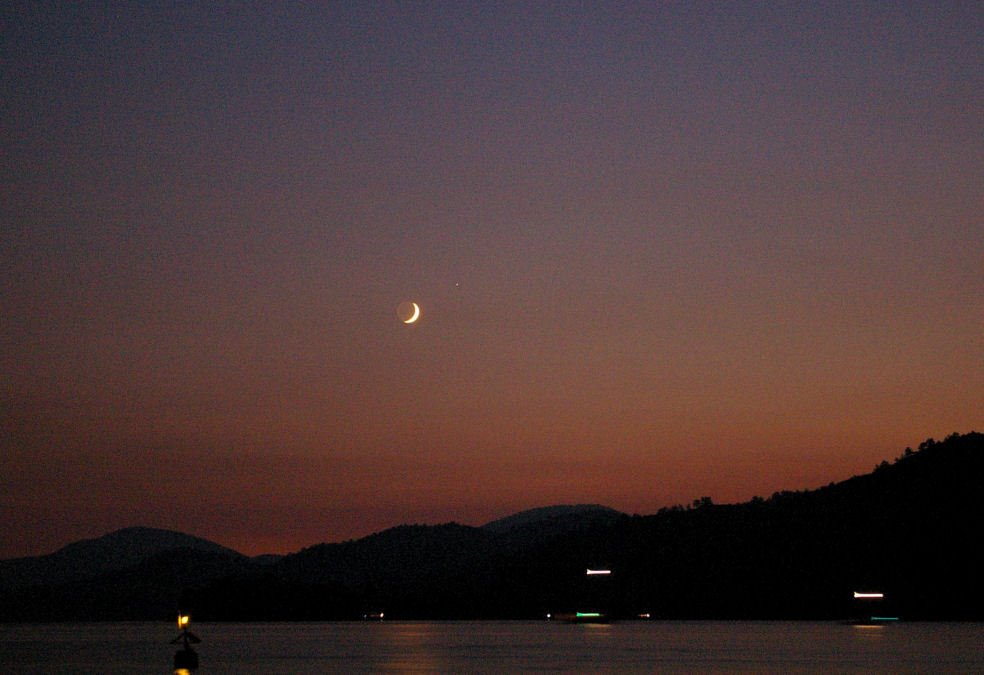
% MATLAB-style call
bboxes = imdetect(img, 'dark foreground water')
[2,621,982,673]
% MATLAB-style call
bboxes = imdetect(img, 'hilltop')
[0,527,244,591]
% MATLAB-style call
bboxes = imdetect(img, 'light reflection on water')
[1,621,982,673]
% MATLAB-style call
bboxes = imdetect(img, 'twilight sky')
[2,1,982,558]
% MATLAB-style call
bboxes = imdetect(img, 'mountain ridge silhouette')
[2,432,980,620]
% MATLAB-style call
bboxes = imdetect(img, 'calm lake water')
[1,621,982,673]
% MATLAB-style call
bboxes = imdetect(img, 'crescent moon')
[403,302,420,324]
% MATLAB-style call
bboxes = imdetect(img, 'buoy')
[170,613,202,670]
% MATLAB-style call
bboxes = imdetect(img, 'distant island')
[1,432,981,621]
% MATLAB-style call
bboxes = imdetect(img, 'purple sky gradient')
[2,2,981,557]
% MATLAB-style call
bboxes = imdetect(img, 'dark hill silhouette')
[2,547,254,621]
[0,526,243,591]
[215,523,499,620]
[280,523,494,585]
[597,431,984,619]
[1,432,980,620]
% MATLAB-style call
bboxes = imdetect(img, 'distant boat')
[545,566,616,623]
[845,615,900,626]
[845,590,899,625]
[548,611,611,624]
